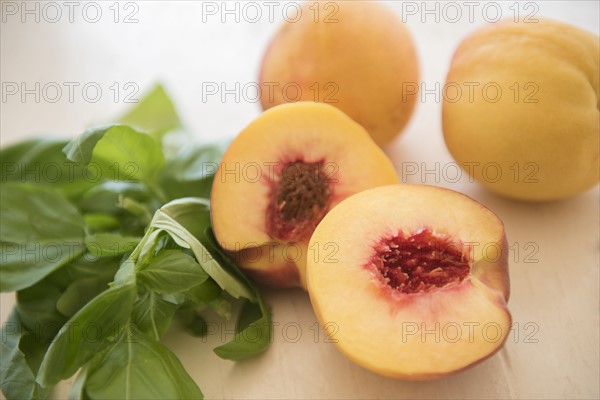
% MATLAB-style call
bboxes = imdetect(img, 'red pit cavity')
[266,160,332,242]
[369,229,470,294]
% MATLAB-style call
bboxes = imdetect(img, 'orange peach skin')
[443,18,599,201]
[259,1,420,147]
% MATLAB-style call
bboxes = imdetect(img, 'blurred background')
[1,1,599,399]
[2,1,598,147]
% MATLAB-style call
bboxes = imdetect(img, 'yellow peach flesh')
[211,102,399,288]
[307,184,511,378]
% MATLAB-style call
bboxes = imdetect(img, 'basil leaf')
[132,290,177,340]
[157,197,211,240]
[137,250,209,294]
[118,84,181,139]
[0,138,42,165]
[1,138,96,199]
[2,93,274,396]
[0,183,85,243]
[151,198,254,300]
[0,184,86,292]
[82,327,203,400]
[45,255,119,290]
[83,213,121,232]
[84,233,141,258]
[117,196,154,226]
[203,229,272,360]
[181,310,208,337]
[92,126,165,182]
[158,144,222,200]
[56,275,113,317]
[16,280,67,338]
[78,181,149,214]
[183,278,223,305]
[62,126,112,165]
[0,310,52,400]
[183,279,232,319]
[1,241,83,294]
[63,125,166,202]
[37,282,136,387]
[208,297,232,320]
[213,295,271,361]
[161,144,221,182]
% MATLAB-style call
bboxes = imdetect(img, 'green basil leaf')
[113,257,136,287]
[1,138,96,199]
[185,279,232,319]
[83,213,121,232]
[151,198,254,300]
[116,196,153,223]
[203,229,272,360]
[78,181,149,214]
[16,280,68,338]
[118,84,181,139]
[156,197,211,240]
[0,310,52,400]
[161,144,221,182]
[84,233,141,258]
[91,125,165,183]
[208,297,232,320]
[0,310,51,400]
[82,327,203,400]
[62,126,112,165]
[0,184,86,292]
[45,255,119,291]
[37,282,136,387]
[0,183,85,243]
[132,290,177,340]
[213,294,272,361]
[158,144,222,200]
[183,278,222,305]
[136,229,167,267]
[183,313,208,337]
[1,241,84,294]
[137,250,209,294]
[63,125,166,201]
[56,275,113,317]
[0,138,42,165]
[19,331,51,378]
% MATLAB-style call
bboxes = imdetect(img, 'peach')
[307,184,511,379]
[259,1,419,147]
[443,19,599,201]
[210,102,398,288]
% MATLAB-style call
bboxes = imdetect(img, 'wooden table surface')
[1,1,599,399]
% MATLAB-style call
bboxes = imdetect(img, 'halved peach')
[211,102,398,288]
[307,184,511,379]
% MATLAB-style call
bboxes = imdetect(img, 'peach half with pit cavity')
[211,102,399,288]
[307,184,511,379]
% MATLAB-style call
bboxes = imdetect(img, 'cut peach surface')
[307,184,511,379]
[211,102,398,288]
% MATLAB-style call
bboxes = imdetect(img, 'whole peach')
[259,1,419,147]
[443,19,599,201]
